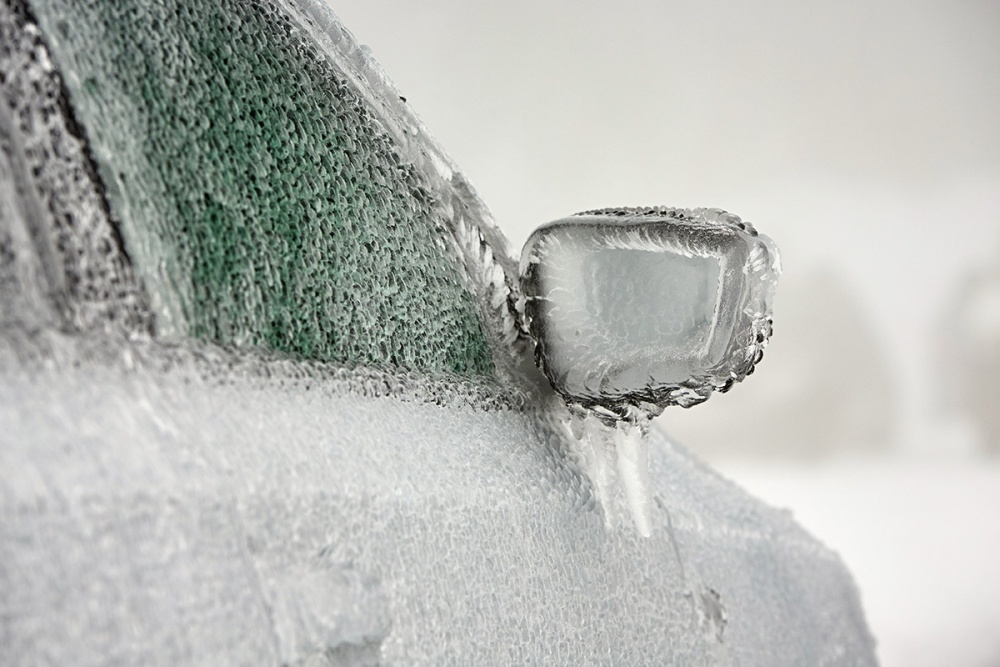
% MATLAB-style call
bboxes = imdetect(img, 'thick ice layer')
[7,0,506,376]
[0,1,873,663]
[556,410,655,536]
[0,341,875,665]
[520,207,781,412]
[0,2,150,337]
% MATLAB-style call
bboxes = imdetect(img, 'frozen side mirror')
[519,207,780,421]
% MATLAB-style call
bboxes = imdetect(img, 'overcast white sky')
[331,0,1000,455]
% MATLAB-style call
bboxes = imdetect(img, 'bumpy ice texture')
[0,0,877,664]
[14,0,495,375]
[0,0,149,338]
[520,207,780,414]
[1,344,876,665]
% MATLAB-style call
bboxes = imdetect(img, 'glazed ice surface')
[520,207,780,415]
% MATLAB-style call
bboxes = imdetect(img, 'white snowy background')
[330,1,1000,665]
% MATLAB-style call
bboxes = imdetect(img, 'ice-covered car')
[0,0,876,664]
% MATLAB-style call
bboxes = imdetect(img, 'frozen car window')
[13,0,493,375]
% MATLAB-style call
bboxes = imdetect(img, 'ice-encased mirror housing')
[519,207,780,416]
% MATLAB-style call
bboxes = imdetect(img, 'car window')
[12,0,495,376]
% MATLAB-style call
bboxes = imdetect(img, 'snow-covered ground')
[718,458,1000,667]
